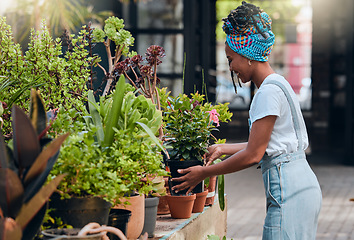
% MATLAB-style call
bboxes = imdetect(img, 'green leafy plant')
[0,89,67,240]
[159,88,232,162]
[50,76,168,203]
[0,17,93,138]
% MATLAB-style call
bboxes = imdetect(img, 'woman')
[172,2,322,239]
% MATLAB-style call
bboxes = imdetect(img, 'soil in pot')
[192,190,208,213]
[42,228,104,240]
[166,194,196,219]
[167,160,204,195]
[108,209,131,240]
[141,196,159,238]
[49,193,112,229]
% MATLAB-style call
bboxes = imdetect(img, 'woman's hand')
[171,166,206,195]
[204,144,223,166]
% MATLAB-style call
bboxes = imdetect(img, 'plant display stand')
[150,194,227,240]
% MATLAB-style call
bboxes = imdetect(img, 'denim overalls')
[257,80,322,240]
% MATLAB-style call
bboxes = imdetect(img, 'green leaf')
[218,174,225,211]
[104,75,126,147]
[136,122,166,154]
[88,90,104,144]
[207,235,221,240]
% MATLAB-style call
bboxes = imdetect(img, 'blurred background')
[0,0,353,164]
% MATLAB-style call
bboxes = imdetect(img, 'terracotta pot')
[157,195,170,215]
[192,190,208,213]
[114,194,145,240]
[166,194,196,219]
[205,175,217,206]
[157,177,170,215]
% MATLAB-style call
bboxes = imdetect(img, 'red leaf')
[0,169,24,219]
[12,105,41,170]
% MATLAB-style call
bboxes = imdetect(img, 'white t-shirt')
[249,73,309,157]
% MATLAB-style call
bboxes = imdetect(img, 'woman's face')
[225,44,252,84]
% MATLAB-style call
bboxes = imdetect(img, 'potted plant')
[159,89,232,195]
[48,76,168,238]
[0,89,67,240]
[158,88,232,218]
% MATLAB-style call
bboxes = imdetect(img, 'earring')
[248,60,252,66]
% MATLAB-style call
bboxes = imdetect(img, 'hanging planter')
[166,194,196,219]
[192,190,209,213]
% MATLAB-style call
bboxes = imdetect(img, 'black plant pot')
[167,160,204,195]
[107,209,132,240]
[49,193,112,229]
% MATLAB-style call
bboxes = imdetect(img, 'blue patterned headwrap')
[223,10,275,62]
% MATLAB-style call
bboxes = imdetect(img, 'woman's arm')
[172,115,277,194]
[205,142,248,166]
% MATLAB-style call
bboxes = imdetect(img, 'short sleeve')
[249,85,282,124]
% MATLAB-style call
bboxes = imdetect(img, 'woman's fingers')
[171,166,204,193]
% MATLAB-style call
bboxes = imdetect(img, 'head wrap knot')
[223,10,275,62]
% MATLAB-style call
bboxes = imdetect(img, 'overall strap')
[263,80,303,150]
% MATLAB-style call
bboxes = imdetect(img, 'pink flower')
[207,109,220,127]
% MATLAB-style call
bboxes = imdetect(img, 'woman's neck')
[251,61,275,88]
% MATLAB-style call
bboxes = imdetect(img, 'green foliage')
[51,124,167,203]
[0,17,92,137]
[50,77,167,203]
[93,16,134,50]
[207,235,232,240]
[159,88,232,162]
[49,129,121,202]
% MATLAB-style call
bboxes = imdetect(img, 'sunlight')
[0,0,12,15]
